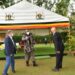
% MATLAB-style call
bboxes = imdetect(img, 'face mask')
[26,32,30,35]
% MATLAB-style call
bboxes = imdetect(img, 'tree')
[35,0,56,10]
[9,0,15,6]
[27,0,31,3]
[70,12,75,29]
[0,0,3,8]
[0,0,15,8]
[36,0,43,7]
[55,0,70,16]
[43,0,56,10]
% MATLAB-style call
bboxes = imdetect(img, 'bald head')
[51,27,56,33]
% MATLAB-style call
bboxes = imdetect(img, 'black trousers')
[55,52,64,69]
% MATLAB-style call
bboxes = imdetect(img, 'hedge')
[13,32,68,44]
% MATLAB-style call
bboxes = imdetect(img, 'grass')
[0,56,75,75]
[0,44,55,58]
[34,44,55,55]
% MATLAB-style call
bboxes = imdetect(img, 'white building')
[0,0,70,42]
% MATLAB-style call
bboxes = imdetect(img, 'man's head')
[51,27,56,34]
[6,30,14,37]
[26,31,30,35]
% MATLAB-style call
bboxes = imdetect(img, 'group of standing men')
[2,27,64,75]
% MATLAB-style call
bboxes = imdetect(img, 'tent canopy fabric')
[0,0,70,30]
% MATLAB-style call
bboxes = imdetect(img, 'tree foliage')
[55,0,70,16]
[0,0,71,17]
[0,0,15,8]
[36,0,56,10]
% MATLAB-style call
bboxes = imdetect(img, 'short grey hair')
[6,30,13,34]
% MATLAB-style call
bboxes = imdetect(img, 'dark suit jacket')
[4,36,16,56]
[52,32,64,52]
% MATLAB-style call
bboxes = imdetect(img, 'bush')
[65,35,75,51]
[13,35,22,43]
[60,32,68,43]
[13,32,68,44]
[34,35,52,43]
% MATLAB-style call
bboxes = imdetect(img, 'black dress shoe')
[52,68,59,72]
[26,61,29,66]
[33,61,38,67]
[2,73,8,75]
[59,67,62,69]
[12,70,16,73]
[33,64,38,67]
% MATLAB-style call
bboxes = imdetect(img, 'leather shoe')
[12,70,16,73]
[52,68,59,72]
[2,73,8,75]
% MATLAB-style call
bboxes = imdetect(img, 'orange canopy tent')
[0,23,70,30]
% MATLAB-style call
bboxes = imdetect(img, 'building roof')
[0,0,70,30]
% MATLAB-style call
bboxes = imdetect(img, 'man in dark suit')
[3,30,16,75]
[51,27,64,72]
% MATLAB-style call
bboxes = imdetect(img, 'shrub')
[34,35,52,43]
[60,32,68,43]
[13,32,68,44]
[13,35,22,43]
[65,35,75,51]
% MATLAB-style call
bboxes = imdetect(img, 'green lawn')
[0,44,55,58]
[0,56,75,75]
